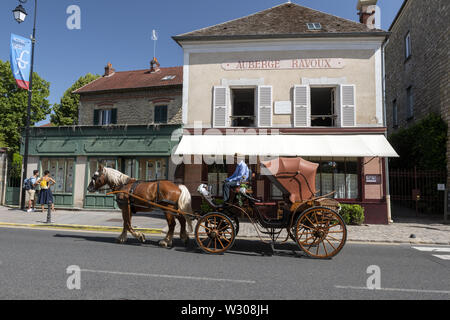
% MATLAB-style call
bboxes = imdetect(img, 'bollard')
[46,203,52,224]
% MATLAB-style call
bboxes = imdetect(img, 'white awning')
[174,134,399,158]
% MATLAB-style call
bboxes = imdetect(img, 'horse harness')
[116,180,177,211]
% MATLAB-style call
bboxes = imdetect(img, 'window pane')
[271,183,283,199]
[334,160,346,199]
[155,106,168,123]
[346,160,359,199]
[65,159,74,193]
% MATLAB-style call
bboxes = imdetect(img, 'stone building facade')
[385,0,449,179]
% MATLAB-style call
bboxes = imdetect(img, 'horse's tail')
[178,185,193,233]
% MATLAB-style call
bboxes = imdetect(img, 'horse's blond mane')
[103,167,131,187]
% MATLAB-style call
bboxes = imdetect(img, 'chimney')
[150,57,161,73]
[357,0,379,29]
[104,62,115,77]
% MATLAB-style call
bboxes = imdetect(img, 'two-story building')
[20,62,184,209]
[172,1,398,223]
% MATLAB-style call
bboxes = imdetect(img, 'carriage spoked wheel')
[195,212,236,254]
[295,206,347,259]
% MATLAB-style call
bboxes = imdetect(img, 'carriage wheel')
[195,212,236,254]
[295,206,347,259]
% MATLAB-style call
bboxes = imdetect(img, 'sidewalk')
[0,205,449,245]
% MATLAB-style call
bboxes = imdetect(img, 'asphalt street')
[0,226,449,301]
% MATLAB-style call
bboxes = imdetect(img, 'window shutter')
[340,85,356,127]
[213,86,227,128]
[293,85,310,127]
[258,86,273,127]
[93,110,100,125]
[111,109,117,124]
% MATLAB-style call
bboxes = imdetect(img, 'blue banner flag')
[10,33,32,90]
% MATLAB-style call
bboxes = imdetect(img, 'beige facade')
[183,39,385,129]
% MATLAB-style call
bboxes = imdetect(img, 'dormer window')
[307,23,322,30]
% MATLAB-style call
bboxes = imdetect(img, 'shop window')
[208,164,228,197]
[154,105,168,124]
[88,158,121,194]
[307,157,359,200]
[231,88,255,127]
[138,158,167,181]
[41,158,75,194]
[310,87,336,127]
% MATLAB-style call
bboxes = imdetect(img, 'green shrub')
[200,198,224,215]
[340,204,365,225]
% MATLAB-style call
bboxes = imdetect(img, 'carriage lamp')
[13,4,28,23]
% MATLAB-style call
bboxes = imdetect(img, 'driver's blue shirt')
[226,161,249,183]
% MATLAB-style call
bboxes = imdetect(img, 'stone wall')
[78,86,183,126]
[385,0,449,182]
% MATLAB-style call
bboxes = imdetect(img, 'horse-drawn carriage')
[88,157,347,259]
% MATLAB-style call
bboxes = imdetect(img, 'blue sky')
[0,0,404,125]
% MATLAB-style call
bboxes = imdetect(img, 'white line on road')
[335,285,450,295]
[81,269,256,284]
[412,247,450,253]
[432,255,450,260]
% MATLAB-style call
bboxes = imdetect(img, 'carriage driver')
[222,153,249,203]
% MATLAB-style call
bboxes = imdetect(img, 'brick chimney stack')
[104,62,115,77]
[357,0,379,29]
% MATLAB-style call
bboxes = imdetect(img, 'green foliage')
[0,60,51,154]
[200,198,224,214]
[51,73,100,126]
[340,204,365,226]
[388,113,447,171]
[9,152,23,178]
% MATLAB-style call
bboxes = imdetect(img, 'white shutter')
[213,86,227,128]
[293,85,310,127]
[258,86,273,127]
[340,85,356,127]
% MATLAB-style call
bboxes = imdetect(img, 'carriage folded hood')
[261,157,319,203]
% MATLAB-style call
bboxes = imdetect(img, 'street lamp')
[13,0,38,216]
[12,4,27,23]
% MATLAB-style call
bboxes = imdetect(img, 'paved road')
[0,226,449,301]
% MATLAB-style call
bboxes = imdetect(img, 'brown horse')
[87,165,193,248]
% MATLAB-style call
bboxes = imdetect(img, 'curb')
[0,222,163,234]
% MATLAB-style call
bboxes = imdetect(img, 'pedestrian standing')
[25,170,40,213]
[36,170,56,213]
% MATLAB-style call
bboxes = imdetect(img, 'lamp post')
[13,0,37,211]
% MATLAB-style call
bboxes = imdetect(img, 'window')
[307,23,322,30]
[392,99,398,128]
[41,158,75,194]
[94,109,117,125]
[307,157,359,199]
[154,105,168,124]
[231,88,256,127]
[271,183,283,199]
[405,32,412,60]
[406,86,414,119]
[310,87,336,127]
[162,75,176,81]
[208,164,228,197]
[138,158,168,181]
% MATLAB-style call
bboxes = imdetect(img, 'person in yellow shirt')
[36,170,56,213]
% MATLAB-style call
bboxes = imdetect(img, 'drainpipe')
[382,37,393,224]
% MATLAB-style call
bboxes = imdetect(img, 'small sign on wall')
[274,101,292,115]
[365,174,381,185]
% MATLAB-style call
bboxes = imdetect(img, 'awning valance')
[174,134,399,158]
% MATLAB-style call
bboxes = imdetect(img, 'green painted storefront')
[21,125,182,209]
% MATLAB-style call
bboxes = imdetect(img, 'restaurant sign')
[222,58,345,71]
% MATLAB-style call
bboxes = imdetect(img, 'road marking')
[432,255,450,260]
[412,247,450,253]
[335,285,450,295]
[81,269,256,284]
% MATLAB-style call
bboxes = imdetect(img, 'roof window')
[162,75,176,81]
[307,23,322,30]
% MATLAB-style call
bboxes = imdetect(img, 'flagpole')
[20,0,37,210]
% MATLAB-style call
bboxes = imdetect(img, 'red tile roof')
[173,3,388,44]
[74,66,183,94]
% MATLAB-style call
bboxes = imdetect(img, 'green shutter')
[93,110,100,125]
[111,109,117,124]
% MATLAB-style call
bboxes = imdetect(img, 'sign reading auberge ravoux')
[222,58,345,71]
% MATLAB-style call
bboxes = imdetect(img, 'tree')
[51,73,100,126]
[0,60,51,154]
